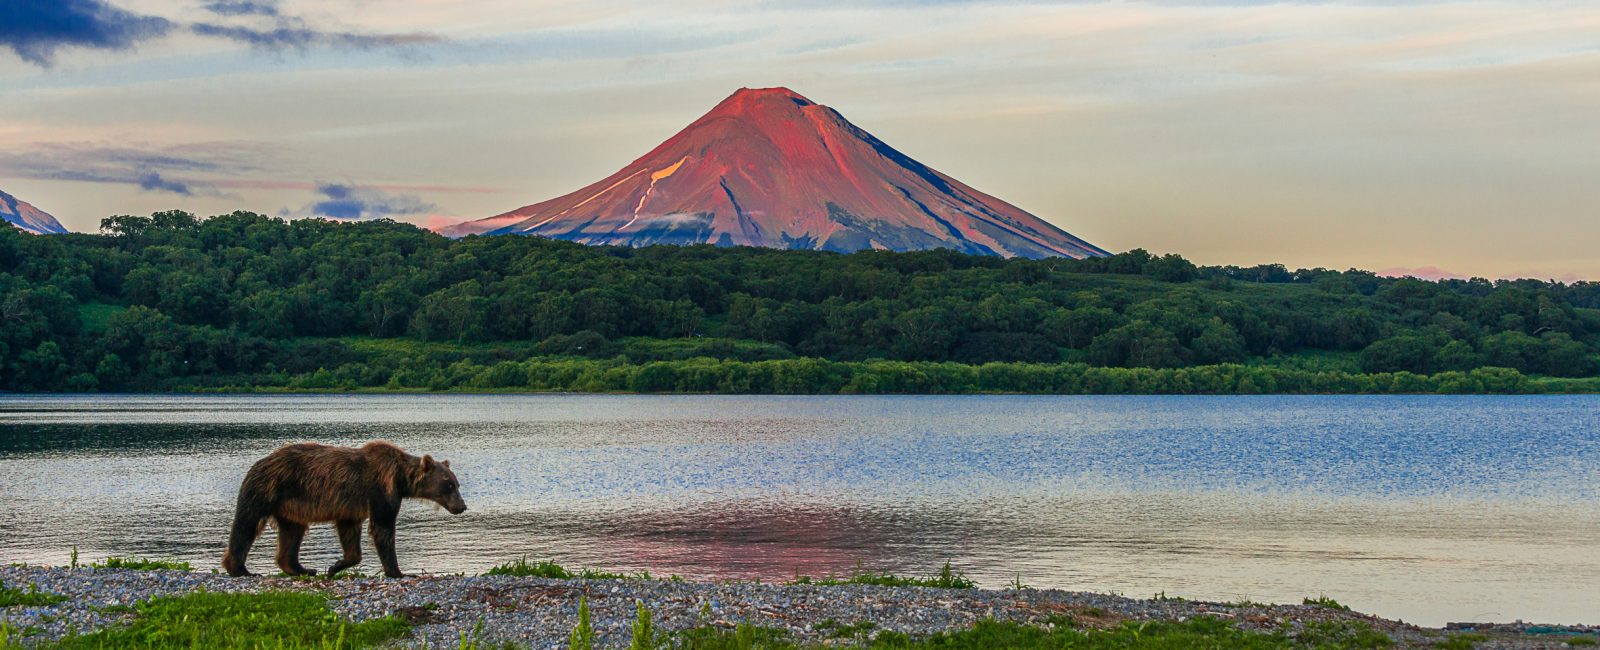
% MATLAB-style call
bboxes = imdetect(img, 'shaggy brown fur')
[221,441,467,578]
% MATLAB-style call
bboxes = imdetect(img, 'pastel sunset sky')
[3,0,1596,280]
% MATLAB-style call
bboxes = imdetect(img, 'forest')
[2,210,1597,394]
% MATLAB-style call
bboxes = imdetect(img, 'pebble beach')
[3,565,1596,649]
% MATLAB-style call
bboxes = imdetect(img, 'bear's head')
[413,455,467,514]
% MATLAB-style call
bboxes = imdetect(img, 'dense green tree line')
[1,210,1596,393]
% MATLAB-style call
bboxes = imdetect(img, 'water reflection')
[1,394,1597,626]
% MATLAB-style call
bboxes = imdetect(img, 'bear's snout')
[449,504,467,515]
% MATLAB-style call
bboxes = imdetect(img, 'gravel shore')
[1,565,1593,649]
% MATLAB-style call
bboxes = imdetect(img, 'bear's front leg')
[369,516,404,578]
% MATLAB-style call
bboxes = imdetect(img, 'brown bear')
[221,440,467,578]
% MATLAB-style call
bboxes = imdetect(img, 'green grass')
[1430,632,1488,649]
[43,590,409,649]
[673,622,796,649]
[483,557,634,581]
[1,621,44,648]
[90,556,192,572]
[1565,636,1598,646]
[1303,595,1351,611]
[1289,621,1394,648]
[813,619,877,640]
[789,562,977,589]
[0,580,67,607]
[671,616,1394,649]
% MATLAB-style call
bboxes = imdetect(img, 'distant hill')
[447,87,1106,259]
[1,189,69,235]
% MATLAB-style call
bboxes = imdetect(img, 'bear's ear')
[442,460,451,469]
[421,455,435,471]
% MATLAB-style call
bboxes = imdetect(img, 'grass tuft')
[789,561,976,589]
[90,556,192,572]
[0,580,67,607]
[1303,595,1351,611]
[569,595,593,650]
[484,557,644,581]
[630,599,657,650]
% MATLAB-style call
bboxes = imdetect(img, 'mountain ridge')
[1,189,69,235]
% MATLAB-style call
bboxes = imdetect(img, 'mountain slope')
[448,87,1107,259]
[1,190,69,235]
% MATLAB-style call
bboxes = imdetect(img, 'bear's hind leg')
[274,519,316,576]
[222,504,268,577]
[327,519,363,576]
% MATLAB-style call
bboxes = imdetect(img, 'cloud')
[1,0,437,66]
[190,22,439,51]
[190,0,438,53]
[212,180,501,194]
[0,0,172,65]
[0,140,499,202]
[297,183,436,220]
[136,171,192,195]
[200,0,280,17]
[0,141,271,196]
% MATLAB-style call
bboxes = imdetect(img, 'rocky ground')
[1,565,1595,649]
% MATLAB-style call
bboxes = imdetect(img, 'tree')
[1191,318,1248,365]
[892,307,958,361]
[410,281,488,342]
[1360,334,1440,374]
[952,331,1060,364]
[358,281,419,337]
[1143,253,1198,283]
[1043,307,1122,348]
[1087,321,1188,368]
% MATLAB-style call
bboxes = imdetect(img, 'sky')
[2,0,1597,280]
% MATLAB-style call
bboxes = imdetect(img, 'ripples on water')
[1,394,1596,626]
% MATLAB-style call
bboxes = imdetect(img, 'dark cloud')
[137,171,192,196]
[1,0,437,66]
[191,22,439,51]
[0,0,172,65]
[303,183,436,220]
[200,0,280,17]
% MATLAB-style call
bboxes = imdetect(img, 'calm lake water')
[1,394,1596,626]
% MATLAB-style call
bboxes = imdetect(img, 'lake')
[1,394,1595,627]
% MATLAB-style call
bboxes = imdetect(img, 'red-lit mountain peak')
[447,88,1107,259]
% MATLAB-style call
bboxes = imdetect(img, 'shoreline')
[4,389,1599,397]
[3,566,1595,649]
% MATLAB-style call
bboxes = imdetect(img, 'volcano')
[1,189,69,235]
[448,87,1106,258]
